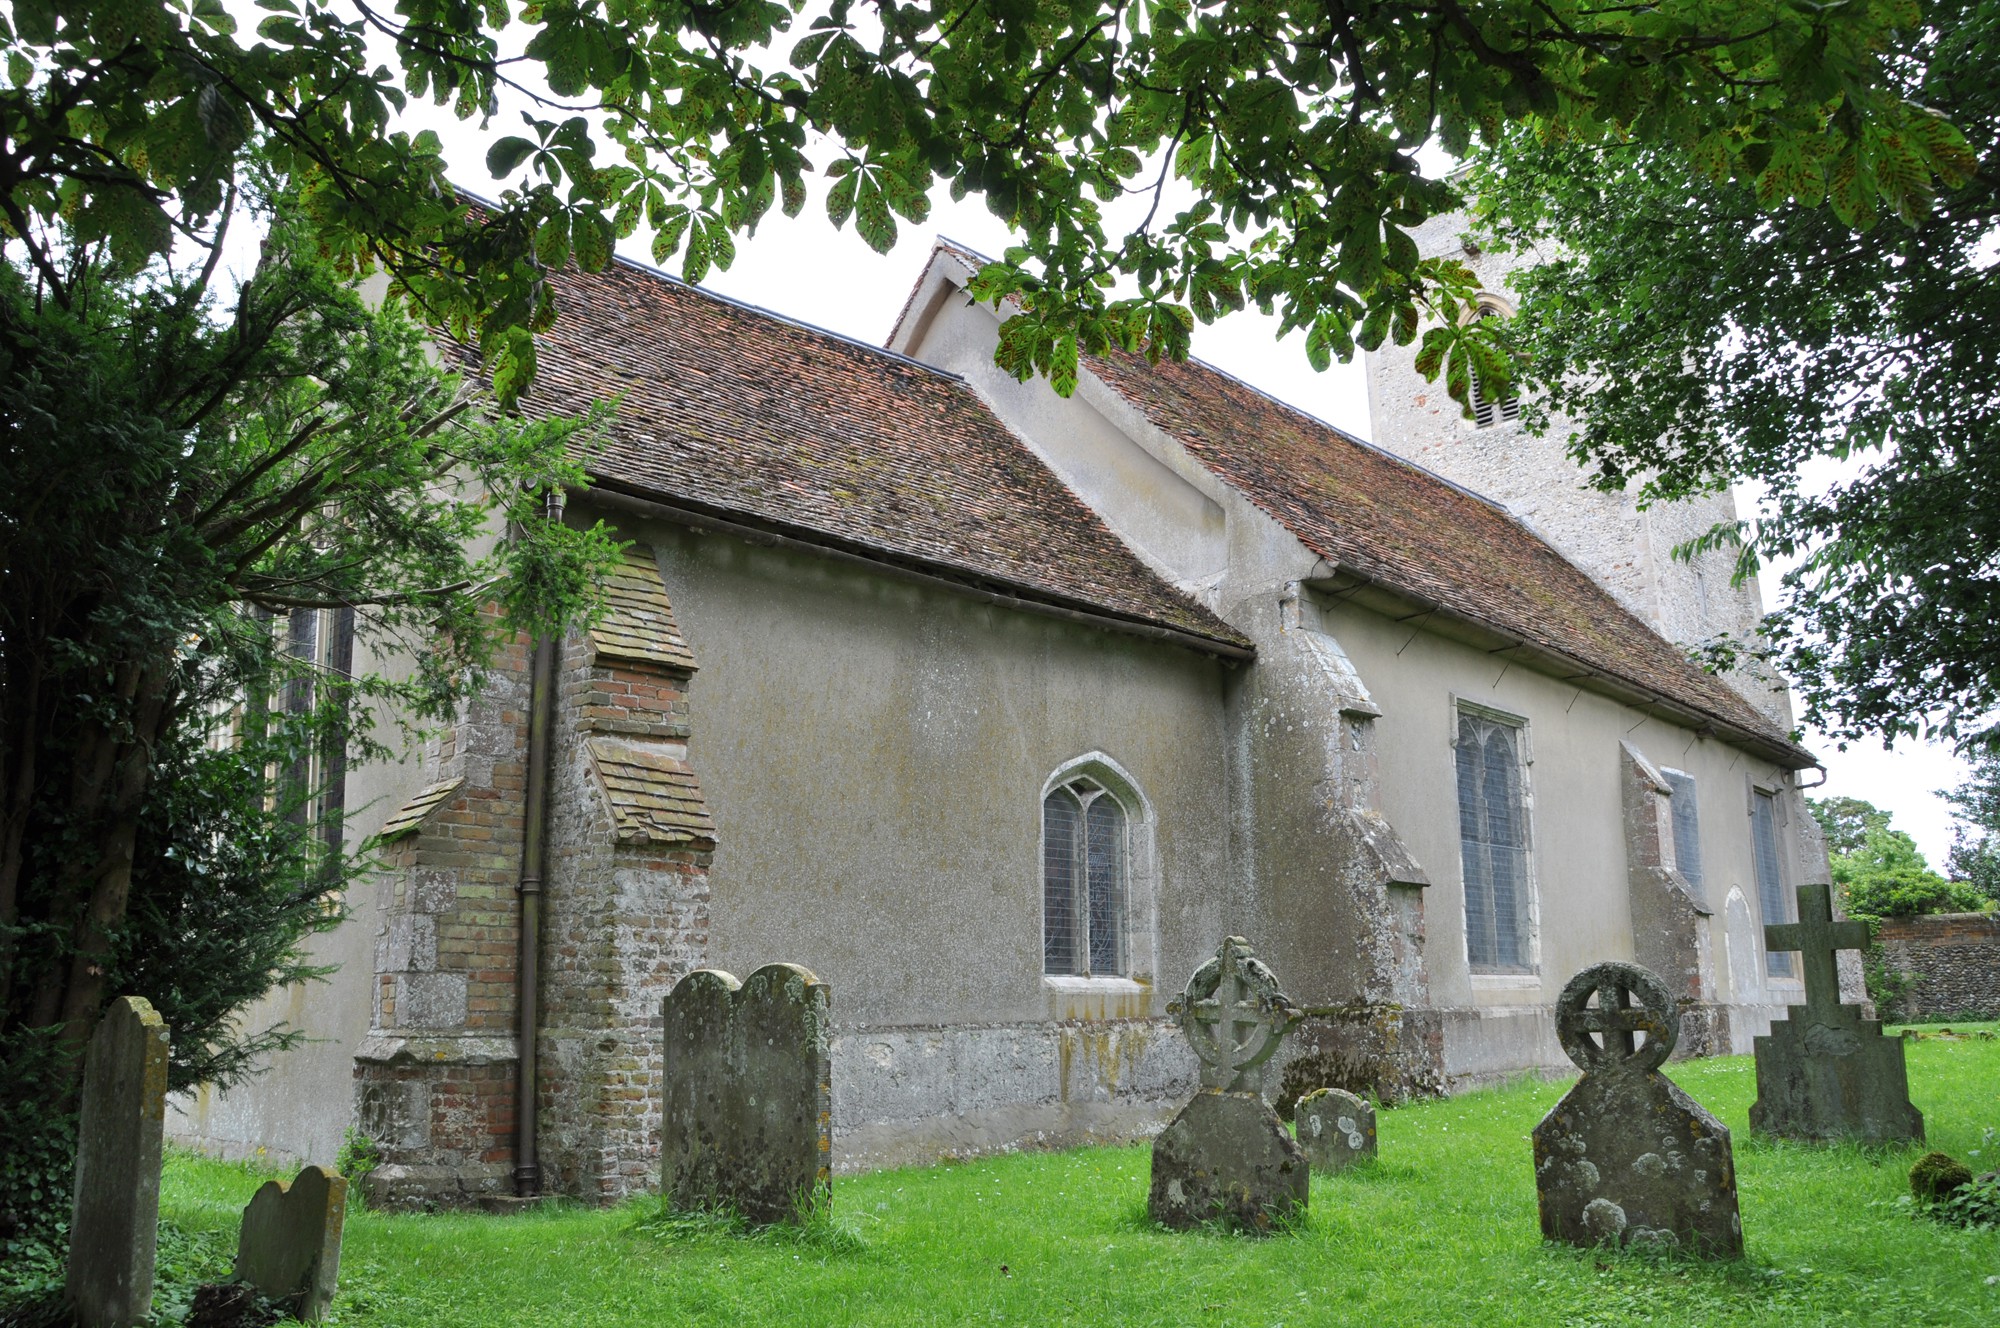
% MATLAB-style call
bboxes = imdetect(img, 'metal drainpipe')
[514,494,561,1198]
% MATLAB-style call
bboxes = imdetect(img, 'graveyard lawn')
[150,1026,1997,1327]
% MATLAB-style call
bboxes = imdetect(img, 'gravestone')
[68,995,171,1328]
[1295,1087,1377,1172]
[235,1165,348,1319]
[1532,962,1743,1257]
[661,963,830,1224]
[1148,936,1309,1232]
[1749,883,1923,1142]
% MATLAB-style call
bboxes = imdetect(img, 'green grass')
[147,1024,2000,1326]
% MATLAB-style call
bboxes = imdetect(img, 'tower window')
[1468,305,1520,429]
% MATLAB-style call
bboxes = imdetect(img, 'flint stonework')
[235,1165,348,1320]
[1148,937,1308,1232]
[661,963,830,1224]
[68,995,171,1328]
[1750,883,1923,1143]
[1533,963,1742,1257]
[1295,1087,1377,1172]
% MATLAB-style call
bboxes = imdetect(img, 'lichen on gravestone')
[67,995,172,1328]
[1531,962,1743,1258]
[660,963,831,1225]
[1750,883,1924,1143]
[1295,1087,1377,1172]
[234,1165,348,1320]
[1147,936,1309,1232]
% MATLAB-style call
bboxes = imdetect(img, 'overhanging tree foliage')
[1,0,1973,408]
[0,207,620,1243]
[1467,3,2000,748]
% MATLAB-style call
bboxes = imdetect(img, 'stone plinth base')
[1147,1091,1308,1232]
[1750,1003,1923,1143]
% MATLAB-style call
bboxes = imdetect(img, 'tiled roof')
[591,546,697,673]
[511,259,1251,655]
[588,737,717,846]
[1080,350,1809,763]
[378,779,463,842]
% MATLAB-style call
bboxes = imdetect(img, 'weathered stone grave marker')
[1295,1087,1376,1172]
[68,995,171,1328]
[1750,883,1923,1142]
[1148,936,1309,1232]
[234,1165,348,1319]
[1533,962,1742,1257]
[661,963,830,1224]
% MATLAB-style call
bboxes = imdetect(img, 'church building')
[170,229,1836,1206]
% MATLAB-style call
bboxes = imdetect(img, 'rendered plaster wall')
[1324,590,1819,1081]
[899,273,1445,1100]
[1362,213,1792,732]
[629,514,1240,1162]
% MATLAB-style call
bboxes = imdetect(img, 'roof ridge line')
[924,236,1532,530]
[454,185,966,385]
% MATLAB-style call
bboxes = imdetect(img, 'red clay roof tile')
[510,258,1250,654]
[1080,347,1805,760]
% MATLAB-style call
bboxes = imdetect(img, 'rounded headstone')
[1295,1088,1377,1172]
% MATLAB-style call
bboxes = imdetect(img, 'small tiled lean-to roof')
[588,737,717,846]
[1080,349,1811,766]
[512,257,1250,656]
[377,778,464,842]
[590,546,697,673]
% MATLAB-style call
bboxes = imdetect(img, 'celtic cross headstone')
[1749,883,1923,1142]
[1147,937,1309,1232]
[1532,962,1743,1257]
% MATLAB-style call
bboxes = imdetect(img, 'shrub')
[1932,1171,2000,1229]
[1836,828,1986,919]
[336,1127,384,1206]
[1910,1151,1974,1203]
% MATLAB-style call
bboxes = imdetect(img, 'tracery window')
[1042,776,1127,977]
[1663,769,1706,903]
[1457,707,1535,973]
[1751,787,1794,977]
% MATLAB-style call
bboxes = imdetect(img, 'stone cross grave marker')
[68,995,171,1328]
[234,1165,348,1320]
[1295,1088,1377,1172]
[661,963,830,1224]
[1749,882,1923,1142]
[1532,962,1743,1257]
[1147,936,1309,1232]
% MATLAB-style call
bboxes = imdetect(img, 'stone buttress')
[354,548,715,1206]
[538,545,715,1202]
[353,615,533,1206]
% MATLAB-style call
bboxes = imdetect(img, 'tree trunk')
[53,665,175,1080]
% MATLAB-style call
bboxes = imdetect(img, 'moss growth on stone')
[1908,1151,1974,1203]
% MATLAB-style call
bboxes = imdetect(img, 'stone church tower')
[1365,214,1793,732]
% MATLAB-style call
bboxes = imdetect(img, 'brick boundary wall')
[1874,913,2000,1021]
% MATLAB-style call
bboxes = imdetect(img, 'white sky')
[377,45,1971,869]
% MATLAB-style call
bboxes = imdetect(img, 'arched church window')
[1042,775,1128,977]
[1467,303,1520,429]
[1750,787,1794,977]
[1457,705,1536,973]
